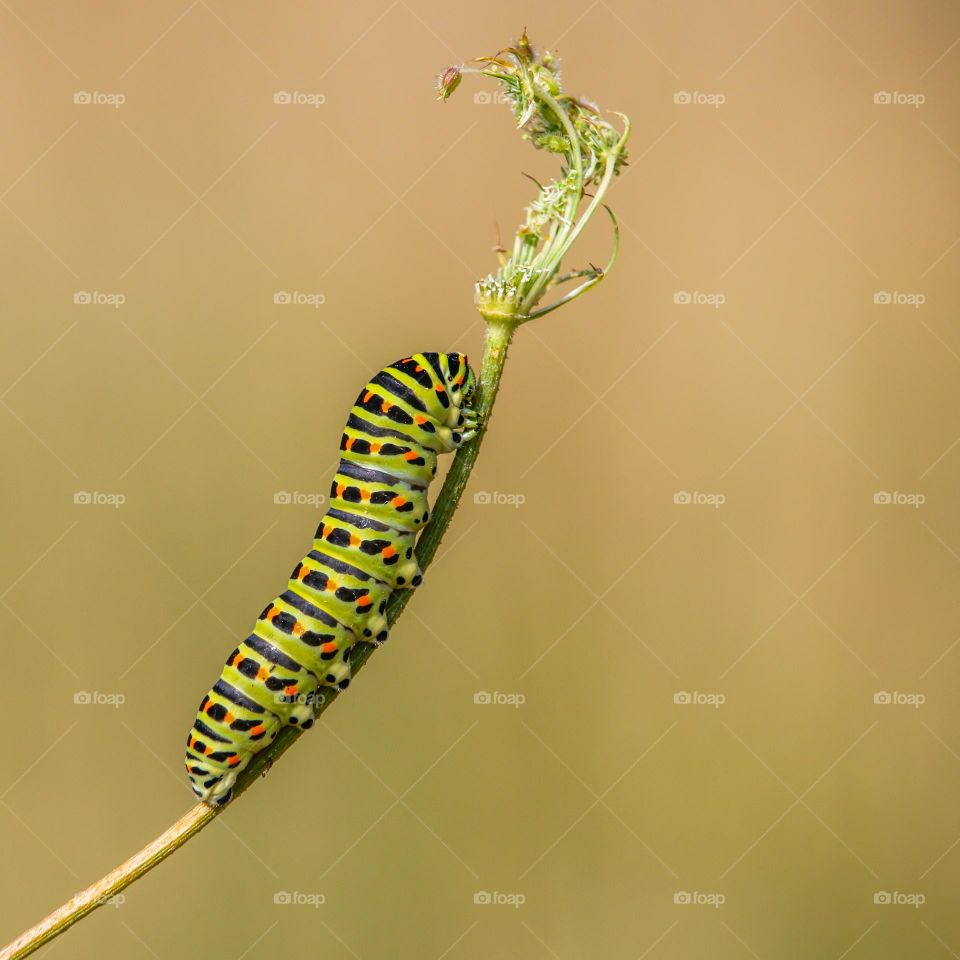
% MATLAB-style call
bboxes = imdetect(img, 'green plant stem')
[0,321,517,960]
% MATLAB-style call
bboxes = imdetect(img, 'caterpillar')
[185,352,478,805]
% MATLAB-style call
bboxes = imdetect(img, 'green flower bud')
[435,65,462,102]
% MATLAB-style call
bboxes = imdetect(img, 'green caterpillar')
[185,352,478,805]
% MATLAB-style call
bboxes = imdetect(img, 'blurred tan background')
[2,1,959,957]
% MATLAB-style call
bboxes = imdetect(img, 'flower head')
[439,32,630,324]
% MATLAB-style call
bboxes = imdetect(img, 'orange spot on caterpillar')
[349,534,360,547]
[360,489,371,502]
[284,684,298,696]
[382,546,397,558]
[250,724,265,736]
[335,483,346,497]
[414,415,427,425]
[403,450,418,461]
[292,622,304,636]
[266,605,279,621]
[228,755,241,767]
[392,496,407,508]
[224,711,235,724]
[356,594,372,608]
[435,384,445,393]
[327,579,339,591]
[381,399,392,413]
[321,642,337,654]
[363,391,373,403]
[257,666,269,681]
[298,565,310,581]
[345,437,355,451]
[370,443,381,453]
[415,365,423,372]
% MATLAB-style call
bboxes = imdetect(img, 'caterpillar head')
[444,352,476,407]
[459,361,477,407]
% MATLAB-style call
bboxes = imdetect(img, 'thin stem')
[0,322,517,960]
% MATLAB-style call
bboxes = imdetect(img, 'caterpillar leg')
[320,650,353,689]
[458,406,480,443]
[285,693,318,729]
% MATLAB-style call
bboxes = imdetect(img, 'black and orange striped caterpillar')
[185,352,477,805]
